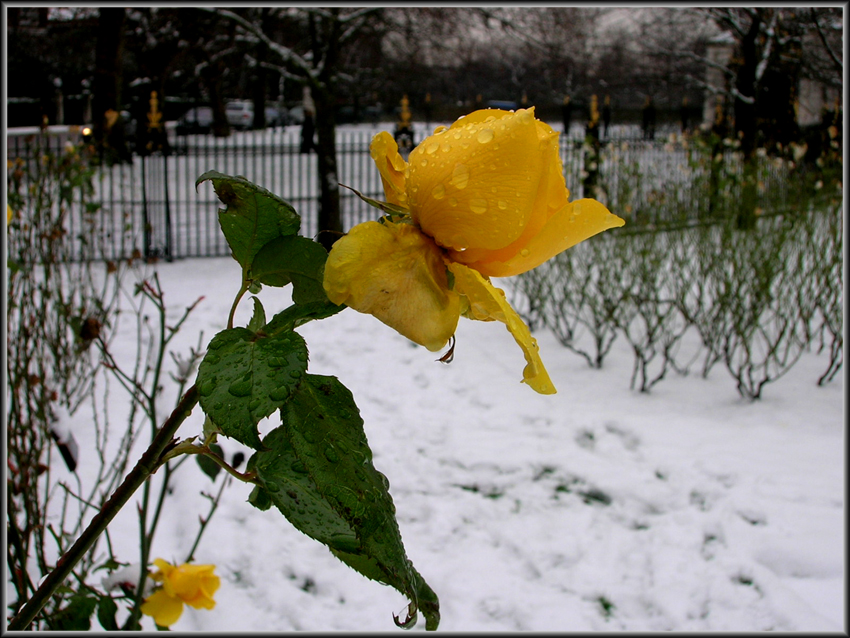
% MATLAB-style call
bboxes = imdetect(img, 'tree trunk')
[734,12,761,230]
[314,85,342,251]
[92,8,126,163]
[311,11,343,251]
[202,60,230,138]
[251,8,271,130]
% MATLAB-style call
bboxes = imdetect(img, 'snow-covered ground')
[42,250,845,632]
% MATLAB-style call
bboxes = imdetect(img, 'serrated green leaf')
[196,171,300,270]
[248,374,440,630]
[202,415,221,440]
[247,297,266,332]
[196,328,309,450]
[250,235,330,305]
[248,485,272,511]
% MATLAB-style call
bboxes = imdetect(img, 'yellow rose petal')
[324,221,460,352]
[370,131,408,208]
[458,199,625,278]
[407,108,543,252]
[450,121,568,270]
[448,262,556,394]
[141,589,184,627]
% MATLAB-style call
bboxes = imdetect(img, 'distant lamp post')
[394,94,415,157]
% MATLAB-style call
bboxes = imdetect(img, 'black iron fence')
[7,122,800,262]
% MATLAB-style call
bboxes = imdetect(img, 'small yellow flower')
[324,108,624,394]
[140,559,220,627]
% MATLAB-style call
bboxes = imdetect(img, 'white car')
[225,101,254,130]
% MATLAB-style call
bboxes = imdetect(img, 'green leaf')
[196,443,224,481]
[250,235,331,305]
[196,171,300,270]
[51,593,97,630]
[264,300,345,337]
[96,596,119,631]
[248,374,440,630]
[196,328,309,450]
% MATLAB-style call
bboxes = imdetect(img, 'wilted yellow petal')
[406,108,544,252]
[324,221,460,352]
[141,589,184,627]
[370,131,408,208]
[447,262,556,394]
[457,199,625,278]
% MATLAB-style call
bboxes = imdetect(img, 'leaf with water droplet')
[195,327,309,450]
[246,374,440,630]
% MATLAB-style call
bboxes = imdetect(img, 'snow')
[40,251,845,632]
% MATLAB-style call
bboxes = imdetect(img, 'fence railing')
[7,123,800,262]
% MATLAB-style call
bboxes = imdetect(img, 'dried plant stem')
[7,385,200,631]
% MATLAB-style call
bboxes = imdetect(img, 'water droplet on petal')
[451,164,470,189]
[498,199,508,210]
[477,128,495,144]
[520,248,531,257]
[432,184,446,200]
[470,199,488,214]
[433,125,448,134]
[448,197,458,207]
[420,158,428,167]
[426,141,439,154]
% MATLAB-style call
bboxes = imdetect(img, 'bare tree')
[209,7,383,251]
[478,7,606,102]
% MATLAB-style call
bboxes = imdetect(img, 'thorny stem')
[7,385,200,631]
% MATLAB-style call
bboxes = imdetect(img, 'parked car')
[226,100,254,130]
[264,105,285,128]
[286,104,305,125]
[176,106,214,135]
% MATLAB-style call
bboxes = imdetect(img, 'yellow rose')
[140,559,220,627]
[324,108,624,394]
